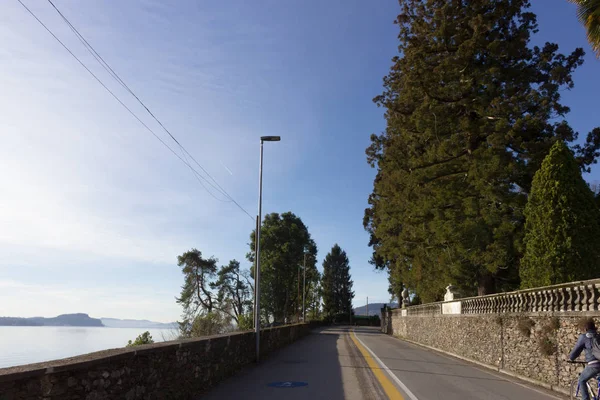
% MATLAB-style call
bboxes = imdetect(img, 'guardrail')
[400,278,600,316]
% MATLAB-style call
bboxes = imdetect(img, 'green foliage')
[237,313,254,331]
[247,212,318,323]
[353,315,381,327]
[307,278,323,321]
[322,244,355,318]
[179,312,230,338]
[175,249,254,337]
[126,331,154,347]
[212,260,253,324]
[364,0,600,301]
[521,141,600,288]
[568,0,600,58]
[176,249,218,319]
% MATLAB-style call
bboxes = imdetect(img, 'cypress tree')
[322,244,355,318]
[365,0,600,301]
[521,141,600,288]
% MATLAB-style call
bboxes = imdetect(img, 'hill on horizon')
[100,318,177,329]
[0,313,103,327]
[353,303,398,316]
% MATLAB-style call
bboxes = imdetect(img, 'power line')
[16,0,254,221]
[45,0,248,212]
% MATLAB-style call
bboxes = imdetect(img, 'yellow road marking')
[350,329,404,400]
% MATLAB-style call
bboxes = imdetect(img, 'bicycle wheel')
[572,379,583,399]
[571,379,596,400]
[589,378,598,399]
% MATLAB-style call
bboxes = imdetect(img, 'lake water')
[0,326,178,369]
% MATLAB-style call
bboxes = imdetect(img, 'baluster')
[544,290,550,312]
[539,292,545,312]
[550,289,558,312]
[535,291,542,312]
[502,295,508,313]
[582,286,590,312]
[575,286,582,312]
[511,294,517,313]
[517,294,523,312]
[507,295,513,313]
[588,285,595,311]
[484,298,490,314]
[567,287,574,311]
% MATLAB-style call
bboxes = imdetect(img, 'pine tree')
[521,141,600,288]
[247,212,318,323]
[365,0,600,301]
[322,244,354,318]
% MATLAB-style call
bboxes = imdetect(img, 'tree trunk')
[478,270,496,296]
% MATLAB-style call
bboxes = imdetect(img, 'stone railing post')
[574,286,582,312]
[588,284,596,311]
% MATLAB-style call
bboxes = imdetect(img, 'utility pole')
[297,265,300,322]
[302,253,307,323]
[366,296,369,317]
[253,216,259,329]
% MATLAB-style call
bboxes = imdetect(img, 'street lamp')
[255,135,280,363]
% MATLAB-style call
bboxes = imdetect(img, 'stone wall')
[386,310,600,394]
[0,323,311,400]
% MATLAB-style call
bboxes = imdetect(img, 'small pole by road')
[302,253,307,323]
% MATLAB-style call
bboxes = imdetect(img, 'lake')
[0,326,178,369]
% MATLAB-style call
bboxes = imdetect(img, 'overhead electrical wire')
[45,0,232,200]
[16,0,255,221]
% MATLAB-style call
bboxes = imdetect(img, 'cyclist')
[570,319,600,400]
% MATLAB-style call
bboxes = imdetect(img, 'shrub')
[517,317,535,337]
[126,331,154,347]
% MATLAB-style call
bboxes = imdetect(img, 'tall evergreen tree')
[322,244,354,317]
[365,0,600,301]
[521,141,600,288]
[247,212,318,323]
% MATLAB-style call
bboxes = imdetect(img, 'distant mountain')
[101,318,177,329]
[0,313,103,327]
[353,303,398,316]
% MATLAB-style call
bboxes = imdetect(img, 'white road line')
[352,330,420,400]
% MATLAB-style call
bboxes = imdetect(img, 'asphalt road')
[200,326,565,400]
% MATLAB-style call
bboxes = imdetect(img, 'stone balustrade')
[402,278,600,316]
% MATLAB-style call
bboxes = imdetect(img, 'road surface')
[200,326,564,399]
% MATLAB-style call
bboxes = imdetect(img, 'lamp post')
[255,135,280,363]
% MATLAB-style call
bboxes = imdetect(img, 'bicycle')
[569,360,600,400]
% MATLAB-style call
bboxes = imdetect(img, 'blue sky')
[0,0,598,322]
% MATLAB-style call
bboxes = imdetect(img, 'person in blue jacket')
[570,319,600,400]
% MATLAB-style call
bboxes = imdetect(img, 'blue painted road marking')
[267,381,308,388]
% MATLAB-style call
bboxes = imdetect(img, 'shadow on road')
[199,327,349,399]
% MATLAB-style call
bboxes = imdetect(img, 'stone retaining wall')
[0,323,311,400]
[386,310,600,394]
